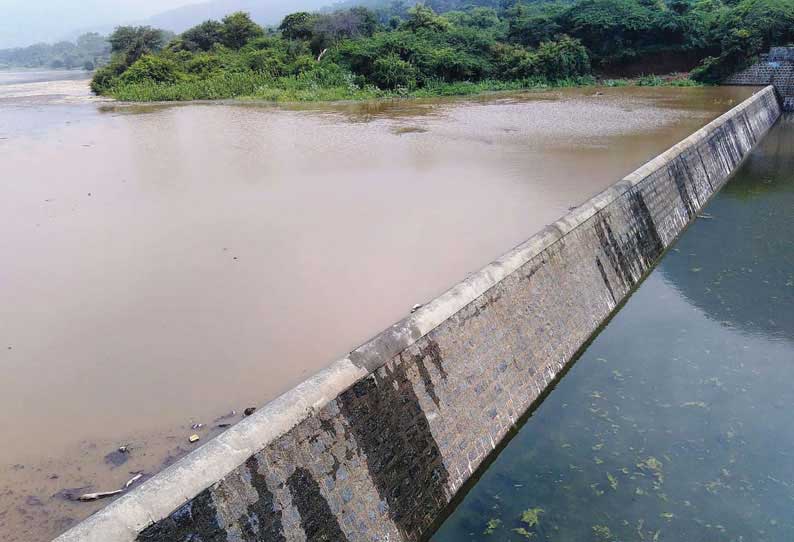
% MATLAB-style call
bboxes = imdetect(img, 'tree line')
[90,0,794,101]
[0,33,111,71]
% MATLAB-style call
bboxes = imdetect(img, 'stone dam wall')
[56,86,781,542]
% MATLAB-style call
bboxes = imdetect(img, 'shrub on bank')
[93,0,783,103]
[120,55,183,85]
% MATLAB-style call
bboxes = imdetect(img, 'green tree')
[403,5,451,32]
[693,0,794,81]
[108,26,167,66]
[221,12,264,49]
[279,12,318,41]
[182,20,224,51]
[506,3,566,47]
[561,0,654,64]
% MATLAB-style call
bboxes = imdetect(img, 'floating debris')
[124,473,143,489]
[214,410,237,422]
[216,423,232,429]
[411,304,423,313]
[188,434,200,443]
[191,423,204,430]
[78,490,123,502]
[244,407,256,416]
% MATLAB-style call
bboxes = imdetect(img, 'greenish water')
[434,116,794,542]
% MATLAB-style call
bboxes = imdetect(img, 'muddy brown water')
[0,71,756,541]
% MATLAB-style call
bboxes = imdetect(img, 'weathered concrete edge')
[55,85,778,542]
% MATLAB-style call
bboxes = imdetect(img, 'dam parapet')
[56,86,781,542]
[725,48,794,110]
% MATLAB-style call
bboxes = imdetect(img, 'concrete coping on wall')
[54,85,777,542]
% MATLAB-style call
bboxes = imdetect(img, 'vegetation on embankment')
[91,0,794,102]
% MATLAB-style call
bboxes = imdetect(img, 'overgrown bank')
[91,0,794,102]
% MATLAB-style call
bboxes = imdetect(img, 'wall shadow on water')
[433,116,794,541]
[659,114,794,343]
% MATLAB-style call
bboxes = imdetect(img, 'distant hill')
[141,0,332,32]
[140,0,508,33]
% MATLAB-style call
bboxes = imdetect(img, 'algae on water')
[520,508,544,528]
[607,472,619,490]
[512,527,535,539]
[592,524,613,540]
[483,518,502,535]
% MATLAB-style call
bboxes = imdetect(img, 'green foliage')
[404,5,452,32]
[180,20,224,52]
[109,26,168,66]
[562,0,655,64]
[184,53,223,76]
[507,3,567,47]
[89,0,794,101]
[372,52,418,88]
[535,35,591,79]
[692,0,794,82]
[279,12,318,41]
[120,55,182,85]
[244,49,288,75]
[220,12,264,49]
[90,60,125,93]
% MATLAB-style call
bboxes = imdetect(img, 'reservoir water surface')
[0,71,756,540]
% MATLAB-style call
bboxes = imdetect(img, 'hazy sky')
[0,0,199,48]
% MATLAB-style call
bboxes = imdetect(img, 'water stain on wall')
[338,359,450,540]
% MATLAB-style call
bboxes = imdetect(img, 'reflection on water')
[660,115,794,342]
[434,116,794,541]
[0,74,757,541]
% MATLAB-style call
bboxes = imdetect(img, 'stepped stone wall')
[56,86,781,542]
[725,48,794,110]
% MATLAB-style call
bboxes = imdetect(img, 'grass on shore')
[108,72,702,103]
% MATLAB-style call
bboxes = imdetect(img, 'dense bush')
[691,0,794,81]
[372,53,418,88]
[535,36,591,80]
[90,0,794,101]
[180,21,224,52]
[120,55,183,85]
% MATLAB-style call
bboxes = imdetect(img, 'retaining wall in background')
[725,48,794,110]
[56,86,781,542]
